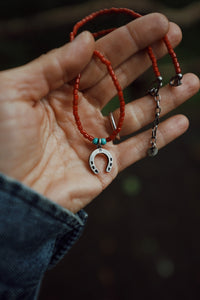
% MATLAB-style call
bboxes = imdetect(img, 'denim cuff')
[0,173,88,289]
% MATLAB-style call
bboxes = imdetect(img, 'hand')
[0,13,199,213]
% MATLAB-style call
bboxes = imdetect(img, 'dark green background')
[0,0,199,299]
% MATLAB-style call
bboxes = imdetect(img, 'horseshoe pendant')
[89,148,113,175]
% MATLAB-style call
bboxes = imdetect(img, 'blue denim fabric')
[0,173,88,299]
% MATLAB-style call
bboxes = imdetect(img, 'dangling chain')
[70,8,182,174]
[148,92,162,157]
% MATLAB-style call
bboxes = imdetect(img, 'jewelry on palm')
[70,8,182,174]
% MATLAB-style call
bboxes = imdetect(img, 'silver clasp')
[169,73,183,87]
[147,76,163,97]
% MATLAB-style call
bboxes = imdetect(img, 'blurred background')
[0,0,199,299]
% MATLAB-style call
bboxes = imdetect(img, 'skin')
[0,13,199,213]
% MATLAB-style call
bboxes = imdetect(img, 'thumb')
[2,31,95,101]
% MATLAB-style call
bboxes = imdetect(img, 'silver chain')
[147,93,161,157]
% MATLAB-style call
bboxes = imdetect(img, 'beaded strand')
[70,7,182,152]
[73,49,125,143]
[70,8,182,86]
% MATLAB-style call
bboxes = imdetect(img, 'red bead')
[171,52,177,58]
[118,91,123,98]
[108,134,116,141]
[74,94,79,101]
[116,127,121,133]
[118,121,123,128]
[84,133,90,139]
[76,120,81,126]
[70,32,74,42]
[80,129,87,135]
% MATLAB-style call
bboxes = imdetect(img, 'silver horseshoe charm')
[89,148,113,175]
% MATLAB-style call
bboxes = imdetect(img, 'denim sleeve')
[0,173,88,300]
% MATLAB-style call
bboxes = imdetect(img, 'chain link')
[147,93,161,157]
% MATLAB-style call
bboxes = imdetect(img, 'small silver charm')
[109,112,120,140]
[147,146,158,157]
[89,148,113,175]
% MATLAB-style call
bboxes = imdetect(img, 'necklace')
[70,8,182,174]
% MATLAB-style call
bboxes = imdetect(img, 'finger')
[117,114,189,172]
[106,73,199,136]
[84,22,182,109]
[80,13,169,90]
[0,31,95,101]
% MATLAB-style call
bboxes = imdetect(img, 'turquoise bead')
[92,138,99,145]
[101,138,107,145]
[92,138,107,146]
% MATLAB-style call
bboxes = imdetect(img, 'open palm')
[0,13,199,213]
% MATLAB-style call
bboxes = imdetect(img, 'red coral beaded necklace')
[70,8,182,175]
